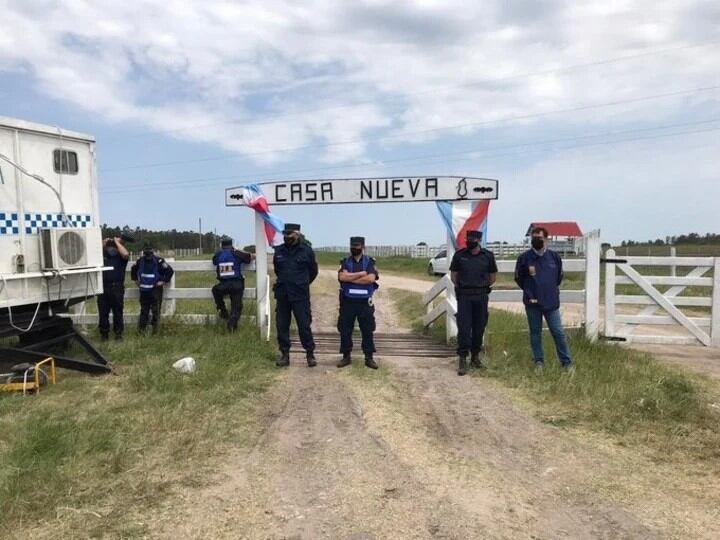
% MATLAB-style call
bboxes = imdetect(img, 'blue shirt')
[514,249,564,311]
[273,242,318,301]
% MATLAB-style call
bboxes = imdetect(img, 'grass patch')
[388,288,720,462]
[0,323,276,536]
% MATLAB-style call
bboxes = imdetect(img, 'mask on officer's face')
[531,237,545,250]
[106,247,118,257]
[283,235,295,247]
[143,250,153,259]
[350,247,363,257]
[466,240,479,250]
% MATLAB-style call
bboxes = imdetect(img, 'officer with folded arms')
[131,243,174,335]
[450,230,498,376]
[212,237,255,332]
[336,236,379,370]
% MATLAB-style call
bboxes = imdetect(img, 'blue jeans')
[525,306,572,367]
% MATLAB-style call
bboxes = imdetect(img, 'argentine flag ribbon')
[436,200,490,249]
[240,184,285,246]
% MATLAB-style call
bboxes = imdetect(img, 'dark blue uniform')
[97,246,128,339]
[273,241,318,353]
[131,255,174,333]
[450,247,498,357]
[212,248,252,330]
[337,256,379,357]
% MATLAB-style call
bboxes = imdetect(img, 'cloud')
[0,0,718,167]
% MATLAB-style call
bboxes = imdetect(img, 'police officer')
[212,237,255,331]
[97,234,132,340]
[273,224,318,367]
[449,230,498,376]
[514,226,574,374]
[131,243,174,334]
[336,236,379,370]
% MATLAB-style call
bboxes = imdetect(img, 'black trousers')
[276,293,315,353]
[97,282,125,337]
[456,293,489,357]
[212,279,245,329]
[139,288,164,332]
[337,297,376,356]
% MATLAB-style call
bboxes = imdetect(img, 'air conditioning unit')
[40,227,103,270]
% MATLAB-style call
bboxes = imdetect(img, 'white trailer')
[0,116,109,373]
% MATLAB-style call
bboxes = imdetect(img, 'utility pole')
[199,217,203,254]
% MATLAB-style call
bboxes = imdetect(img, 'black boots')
[276,351,290,367]
[337,353,378,369]
[470,353,485,369]
[364,354,378,370]
[457,355,468,376]
[337,353,352,368]
[306,351,317,368]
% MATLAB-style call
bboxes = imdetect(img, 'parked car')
[427,250,448,275]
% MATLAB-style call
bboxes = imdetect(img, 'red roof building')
[526,221,583,239]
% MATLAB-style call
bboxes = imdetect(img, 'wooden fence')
[68,259,270,338]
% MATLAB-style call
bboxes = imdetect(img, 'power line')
[100,120,720,195]
[101,84,720,173]
[101,40,720,142]
[100,117,720,192]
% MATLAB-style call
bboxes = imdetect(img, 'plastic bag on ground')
[173,357,196,374]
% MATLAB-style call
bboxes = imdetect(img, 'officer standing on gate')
[273,223,319,367]
[212,237,255,331]
[131,243,174,334]
[97,234,133,340]
[336,236,379,370]
[450,230,498,376]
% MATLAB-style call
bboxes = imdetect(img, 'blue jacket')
[273,241,318,301]
[514,249,564,311]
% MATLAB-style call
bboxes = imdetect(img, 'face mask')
[350,247,363,257]
[106,247,118,257]
[531,237,545,250]
[143,251,153,259]
[466,240,479,250]
[283,235,295,247]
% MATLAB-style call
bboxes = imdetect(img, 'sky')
[1,0,718,247]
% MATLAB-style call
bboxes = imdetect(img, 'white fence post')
[445,229,457,342]
[712,258,720,347]
[162,257,176,316]
[670,247,677,277]
[604,248,615,338]
[584,229,601,342]
[254,212,269,339]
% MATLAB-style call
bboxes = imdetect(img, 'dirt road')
[145,274,718,539]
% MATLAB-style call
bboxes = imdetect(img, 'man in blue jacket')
[131,243,174,335]
[273,223,319,368]
[514,227,574,374]
[336,236,379,370]
[212,237,255,332]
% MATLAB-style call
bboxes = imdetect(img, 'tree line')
[620,233,719,247]
[101,225,225,253]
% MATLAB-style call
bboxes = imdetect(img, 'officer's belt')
[456,286,491,295]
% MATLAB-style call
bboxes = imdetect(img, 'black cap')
[283,223,301,234]
[350,236,365,246]
[221,236,232,247]
[466,230,483,240]
[120,233,135,243]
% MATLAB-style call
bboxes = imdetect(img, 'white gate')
[604,249,720,346]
